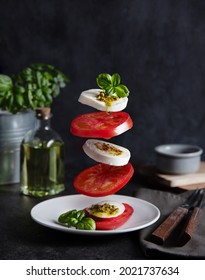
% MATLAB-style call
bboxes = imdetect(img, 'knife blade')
[178,189,204,246]
[150,189,202,245]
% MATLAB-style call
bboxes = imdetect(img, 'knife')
[150,189,202,245]
[178,189,204,246]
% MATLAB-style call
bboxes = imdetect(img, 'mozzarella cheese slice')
[78,89,128,112]
[86,200,125,218]
[82,139,131,166]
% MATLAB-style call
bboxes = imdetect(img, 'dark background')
[1,0,205,175]
[1,0,205,261]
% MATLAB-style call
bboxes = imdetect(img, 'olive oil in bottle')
[20,108,65,197]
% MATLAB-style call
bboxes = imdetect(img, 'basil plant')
[0,63,69,114]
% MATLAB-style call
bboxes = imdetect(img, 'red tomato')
[70,111,133,139]
[74,163,134,197]
[86,203,134,230]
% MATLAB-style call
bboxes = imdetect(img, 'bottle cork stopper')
[35,107,51,119]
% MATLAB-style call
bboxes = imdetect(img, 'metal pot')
[0,110,36,185]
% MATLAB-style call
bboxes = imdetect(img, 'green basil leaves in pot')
[0,63,69,114]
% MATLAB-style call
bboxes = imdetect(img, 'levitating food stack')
[70,73,134,230]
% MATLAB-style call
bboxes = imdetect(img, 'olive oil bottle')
[20,108,65,197]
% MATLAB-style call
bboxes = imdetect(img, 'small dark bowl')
[155,144,203,174]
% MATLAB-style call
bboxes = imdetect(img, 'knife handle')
[151,206,188,245]
[179,207,201,245]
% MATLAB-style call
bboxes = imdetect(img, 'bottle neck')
[35,108,52,131]
[37,117,51,130]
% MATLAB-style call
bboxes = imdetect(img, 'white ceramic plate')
[31,194,160,236]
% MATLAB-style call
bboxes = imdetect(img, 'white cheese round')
[82,139,131,166]
[78,89,128,112]
[86,200,125,218]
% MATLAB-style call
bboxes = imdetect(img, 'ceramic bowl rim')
[155,144,203,158]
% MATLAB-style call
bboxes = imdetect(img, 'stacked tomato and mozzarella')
[70,86,134,230]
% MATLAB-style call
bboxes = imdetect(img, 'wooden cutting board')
[138,162,205,190]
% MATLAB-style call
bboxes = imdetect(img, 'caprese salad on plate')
[58,200,134,231]
[30,194,160,235]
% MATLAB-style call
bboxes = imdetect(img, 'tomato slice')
[70,111,133,139]
[74,163,134,197]
[86,203,134,230]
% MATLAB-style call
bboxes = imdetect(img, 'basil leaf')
[115,84,129,97]
[58,210,77,224]
[75,222,85,230]
[58,71,69,83]
[52,84,60,97]
[111,73,121,87]
[76,217,96,230]
[15,94,24,106]
[0,75,13,92]
[59,81,66,88]
[14,85,25,94]
[30,64,43,71]
[44,71,53,81]
[39,94,46,102]
[45,93,52,103]
[42,87,52,95]
[21,67,33,82]
[69,217,79,226]
[36,71,43,87]
[104,85,115,95]
[46,64,55,70]
[96,73,111,89]
[82,217,96,230]
[41,77,50,87]
[27,90,34,107]
[38,101,44,107]
[96,72,129,100]
[76,210,85,221]
[35,89,43,98]
[7,95,14,109]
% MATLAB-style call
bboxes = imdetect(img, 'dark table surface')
[0,169,178,260]
[0,162,186,260]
